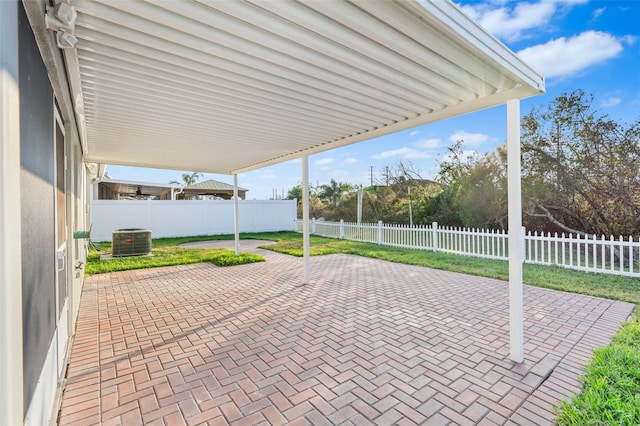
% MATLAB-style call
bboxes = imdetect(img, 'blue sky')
[107,0,640,199]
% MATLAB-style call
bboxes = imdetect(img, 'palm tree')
[318,179,354,207]
[286,185,303,202]
[169,171,203,200]
[180,171,202,186]
[169,171,202,186]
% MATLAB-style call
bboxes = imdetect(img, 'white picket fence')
[296,220,640,277]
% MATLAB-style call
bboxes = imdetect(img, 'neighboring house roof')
[186,180,248,192]
[182,179,248,200]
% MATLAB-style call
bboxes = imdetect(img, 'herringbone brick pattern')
[58,245,633,425]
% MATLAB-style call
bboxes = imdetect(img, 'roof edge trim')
[415,0,545,92]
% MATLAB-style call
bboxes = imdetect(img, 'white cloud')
[372,147,431,160]
[409,130,419,137]
[448,130,489,147]
[343,158,359,165]
[557,0,589,5]
[518,31,626,78]
[315,157,335,166]
[461,1,555,42]
[460,0,588,42]
[255,168,277,179]
[600,97,621,108]
[413,138,442,149]
[591,7,605,21]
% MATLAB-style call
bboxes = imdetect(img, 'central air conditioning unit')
[112,229,152,257]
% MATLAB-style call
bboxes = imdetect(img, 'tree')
[420,141,477,227]
[170,171,203,200]
[296,194,329,220]
[169,171,202,186]
[286,185,302,201]
[286,184,330,219]
[317,179,355,207]
[429,91,640,235]
[181,171,202,186]
[386,160,424,185]
[287,184,318,202]
[521,89,640,236]
[455,144,508,229]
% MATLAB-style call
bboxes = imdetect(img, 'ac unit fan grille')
[112,229,152,257]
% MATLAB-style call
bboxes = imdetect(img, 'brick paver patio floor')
[59,244,634,425]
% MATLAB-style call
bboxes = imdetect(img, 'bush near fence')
[296,219,640,277]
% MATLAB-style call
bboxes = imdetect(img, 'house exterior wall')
[18,2,57,414]
[91,199,297,241]
[0,3,92,424]
[1,1,25,424]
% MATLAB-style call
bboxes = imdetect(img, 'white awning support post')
[1,1,25,423]
[302,155,310,284]
[507,99,524,363]
[233,174,240,256]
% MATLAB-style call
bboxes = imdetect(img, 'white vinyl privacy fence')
[92,199,296,241]
[296,220,640,277]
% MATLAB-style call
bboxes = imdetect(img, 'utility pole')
[555,121,561,192]
[357,188,363,224]
[369,166,374,187]
[408,186,413,227]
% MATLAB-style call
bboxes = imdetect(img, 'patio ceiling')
[96,178,182,199]
[60,0,544,174]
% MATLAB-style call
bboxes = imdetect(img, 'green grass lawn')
[86,231,640,423]
[555,309,640,425]
[85,236,264,276]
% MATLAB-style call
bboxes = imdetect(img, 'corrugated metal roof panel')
[61,0,544,174]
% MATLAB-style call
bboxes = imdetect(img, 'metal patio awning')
[53,0,543,174]
[19,0,547,366]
